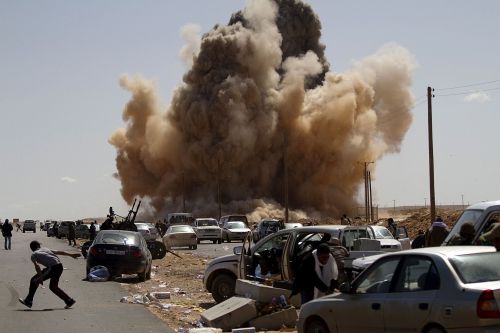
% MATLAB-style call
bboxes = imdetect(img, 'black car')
[86,230,152,281]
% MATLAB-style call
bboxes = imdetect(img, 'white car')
[163,224,197,250]
[297,246,500,333]
[193,218,222,244]
[135,222,159,241]
[221,221,251,242]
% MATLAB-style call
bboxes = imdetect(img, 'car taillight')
[477,289,500,318]
[132,249,142,258]
[89,247,98,256]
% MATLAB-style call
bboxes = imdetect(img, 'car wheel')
[197,239,201,244]
[138,271,147,282]
[146,264,152,280]
[425,327,447,333]
[23,230,25,233]
[217,239,222,244]
[212,240,217,244]
[211,273,236,303]
[305,318,330,333]
[226,236,230,243]
[193,244,197,250]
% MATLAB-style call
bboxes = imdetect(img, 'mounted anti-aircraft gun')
[82,200,176,260]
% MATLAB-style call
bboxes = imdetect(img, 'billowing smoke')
[109,0,415,220]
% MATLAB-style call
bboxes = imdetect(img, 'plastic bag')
[87,265,110,282]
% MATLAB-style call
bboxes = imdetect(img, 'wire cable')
[435,86,500,97]
[436,79,500,91]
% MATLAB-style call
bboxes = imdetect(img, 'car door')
[238,232,254,279]
[382,255,439,332]
[334,256,401,333]
[395,226,411,249]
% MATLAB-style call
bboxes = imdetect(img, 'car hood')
[207,254,239,267]
[352,252,389,271]
[227,228,251,233]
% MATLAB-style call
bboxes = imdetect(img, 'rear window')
[227,222,246,229]
[450,253,500,283]
[228,216,248,223]
[170,225,193,233]
[196,219,218,227]
[96,232,139,245]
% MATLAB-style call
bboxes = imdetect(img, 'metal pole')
[461,194,464,209]
[364,163,368,222]
[393,200,396,215]
[284,131,289,223]
[427,86,436,223]
[368,171,373,223]
[217,159,221,220]
[182,172,186,212]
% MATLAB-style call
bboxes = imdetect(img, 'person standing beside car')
[89,221,97,240]
[425,216,449,247]
[2,219,13,250]
[480,223,500,251]
[290,243,338,305]
[68,223,76,246]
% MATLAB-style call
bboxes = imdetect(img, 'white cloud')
[61,176,77,183]
[464,91,491,103]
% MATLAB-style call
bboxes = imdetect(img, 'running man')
[19,240,80,309]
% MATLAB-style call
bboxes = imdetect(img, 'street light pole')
[393,200,396,215]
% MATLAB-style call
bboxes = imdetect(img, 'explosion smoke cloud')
[110,0,415,220]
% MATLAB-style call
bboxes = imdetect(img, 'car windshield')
[373,228,395,239]
[97,232,139,245]
[228,216,248,223]
[197,219,218,227]
[444,209,484,244]
[227,222,246,229]
[170,225,193,233]
[135,223,149,229]
[450,252,500,283]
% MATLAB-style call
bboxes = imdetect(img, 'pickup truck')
[443,200,500,245]
[203,224,405,303]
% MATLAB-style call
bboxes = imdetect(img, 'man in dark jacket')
[89,221,97,240]
[425,216,449,247]
[2,219,13,250]
[290,243,338,305]
[68,223,76,246]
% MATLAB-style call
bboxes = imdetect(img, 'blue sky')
[1,0,499,220]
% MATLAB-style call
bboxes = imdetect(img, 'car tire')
[212,240,217,244]
[138,271,147,282]
[211,273,236,303]
[217,239,222,244]
[193,244,197,250]
[23,230,25,233]
[305,318,329,333]
[197,239,201,244]
[226,236,230,243]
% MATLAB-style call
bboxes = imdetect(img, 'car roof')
[98,230,139,236]
[466,200,500,210]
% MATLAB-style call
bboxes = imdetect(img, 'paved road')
[0,230,174,333]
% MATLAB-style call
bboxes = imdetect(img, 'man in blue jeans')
[19,240,80,309]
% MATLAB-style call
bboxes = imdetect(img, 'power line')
[435,86,500,97]
[436,79,500,91]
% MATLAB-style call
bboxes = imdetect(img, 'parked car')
[341,225,410,251]
[75,224,90,239]
[219,214,249,227]
[22,220,36,233]
[443,200,500,246]
[57,221,75,239]
[163,225,197,250]
[193,218,222,244]
[297,246,500,333]
[167,213,194,226]
[86,230,152,281]
[222,221,251,242]
[135,222,160,241]
[42,221,52,231]
[252,218,285,242]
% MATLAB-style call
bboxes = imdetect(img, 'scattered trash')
[87,265,110,282]
[183,310,192,315]
[173,288,186,295]
[196,274,204,279]
[151,291,171,299]
[159,283,167,288]
[189,328,222,333]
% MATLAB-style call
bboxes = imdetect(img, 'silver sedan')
[162,225,197,250]
[297,246,500,333]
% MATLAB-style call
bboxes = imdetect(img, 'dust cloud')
[109,0,415,220]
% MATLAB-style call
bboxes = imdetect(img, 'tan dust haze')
[109,0,415,220]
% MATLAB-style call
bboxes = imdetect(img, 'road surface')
[0,230,174,333]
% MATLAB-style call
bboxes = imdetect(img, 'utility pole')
[368,171,373,222]
[284,132,289,223]
[182,172,186,212]
[461,194,465,209]
[217,159,221,220]
[393,200,396,215]
[427,86,436,223]
[424,197,427,208]
[363,162,374,222]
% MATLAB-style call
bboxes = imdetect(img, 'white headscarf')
[312,249,338,299]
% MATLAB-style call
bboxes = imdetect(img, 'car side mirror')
[339,282,352,293]
[233,246,243,255]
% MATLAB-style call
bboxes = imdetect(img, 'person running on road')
[19,240,80,309]
[68,223,76,246]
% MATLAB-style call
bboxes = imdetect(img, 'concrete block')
[231,328,256,333]
[201,297,257,331]
[235,279,302,308]
[249,307,298,330]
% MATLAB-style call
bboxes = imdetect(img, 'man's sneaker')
[65,299,76,309]
[18,298,32,308]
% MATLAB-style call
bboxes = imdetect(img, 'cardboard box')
[201,297,257,331]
